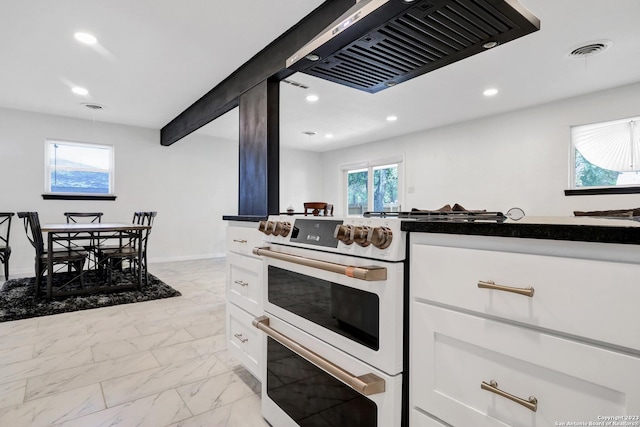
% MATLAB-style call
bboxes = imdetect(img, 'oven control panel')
[257,215,405,261]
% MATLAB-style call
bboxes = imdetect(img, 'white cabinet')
[410,233,640,427]
[226,222,264,381]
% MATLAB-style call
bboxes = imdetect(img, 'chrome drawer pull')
[233,333,248,343]
[481,380,538,412]
[233,239,248,243]
[253,315,385,396]
[253,247,387,281]
[234,280,249,287]
[478,280,534,297]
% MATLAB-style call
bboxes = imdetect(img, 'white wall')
[4,81,638,275]
[0,107,238,277]
[320,82,640,217]
[279,148,323,212]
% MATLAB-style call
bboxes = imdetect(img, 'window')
[344,159,401,215]
[45,139,114,195]
[571,116,640,189]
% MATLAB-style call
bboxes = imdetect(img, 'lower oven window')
[268,266,380,350]
[267,338,378,426]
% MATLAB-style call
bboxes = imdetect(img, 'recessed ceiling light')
[325,133,334,138]
[483,88,498,97]
[386,115,398,122]
[306,94,319,102]
[482,41,498,49]
[72,86,89,96]
[74,32,97,45]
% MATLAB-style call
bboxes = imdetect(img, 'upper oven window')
[268,266,380,350]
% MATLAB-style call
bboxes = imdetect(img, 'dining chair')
[64,212,104,264]
[0,212,15,280]
[64,212,103,223]
[100,211,157,285]
[17,212,87,298]
[303,202,329,216]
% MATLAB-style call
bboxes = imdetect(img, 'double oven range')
[253,215,407,427]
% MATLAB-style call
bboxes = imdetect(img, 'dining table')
[40,222,151,300]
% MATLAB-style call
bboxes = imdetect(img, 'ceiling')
[2,1,640,152]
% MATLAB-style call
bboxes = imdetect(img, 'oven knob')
[367,226,393,249]
[273,221,291,237]
[334,224,354,245]
[259,220,275,235]
[351,225,371,247]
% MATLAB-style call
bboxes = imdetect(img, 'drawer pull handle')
[481,380,538,412]
[233,239,248,243]
[233,333,248,343]
[478,280,534,297]
[234,280,249,287]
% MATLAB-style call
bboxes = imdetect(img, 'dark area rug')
[0,271,181,322]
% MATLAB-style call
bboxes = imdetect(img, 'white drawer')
[411,243,640,352]
[226,252,262,315]
[227,225,264,257]
[411,409,452,427]
[411,303,640,427]
[226,302,262,381]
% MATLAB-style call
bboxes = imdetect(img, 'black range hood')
[287,0,540,93]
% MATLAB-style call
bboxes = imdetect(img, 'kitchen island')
[405,217,640,427]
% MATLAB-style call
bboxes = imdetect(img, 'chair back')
[133,211,157,244]
[17,212,45,257]
[64,212,103,223]
[133,211,157,226]
[304,202,329,216]
[0,213,14,250]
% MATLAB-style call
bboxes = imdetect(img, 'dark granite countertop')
[222,215,266,222]
[401,217,640,245]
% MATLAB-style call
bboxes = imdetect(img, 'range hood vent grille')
[289,0,539,93]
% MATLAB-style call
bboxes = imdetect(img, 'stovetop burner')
[363,207,506,223]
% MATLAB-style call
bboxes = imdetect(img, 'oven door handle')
[253,247,387,281]
[253,315,386,396]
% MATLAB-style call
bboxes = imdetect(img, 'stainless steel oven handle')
[253,247,387,281]
[253,315,386,396]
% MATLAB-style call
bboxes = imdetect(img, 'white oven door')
[256,314,402,427]
[254,244,404,376]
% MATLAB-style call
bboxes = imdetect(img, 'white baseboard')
[4,254,227,282]
[148,253,226,264]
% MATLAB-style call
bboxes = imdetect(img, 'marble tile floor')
[0,258,270,427]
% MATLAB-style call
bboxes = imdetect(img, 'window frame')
[43,139,115,199]
[341,156,403,216]
[567,116,640,195]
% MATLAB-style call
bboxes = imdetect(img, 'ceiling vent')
[287,0,540,93]
[82,103,105,110]
[568,40,612,59]
[281,79,310,90]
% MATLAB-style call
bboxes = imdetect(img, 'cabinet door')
[411,303,640,427]
[226,251,262,315]
[411,243,640,352]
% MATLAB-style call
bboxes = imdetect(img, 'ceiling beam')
[160,0,354,146]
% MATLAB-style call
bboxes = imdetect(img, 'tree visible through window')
[46,140,113,194]
[572,117,640,188]
[346,162,400,215]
